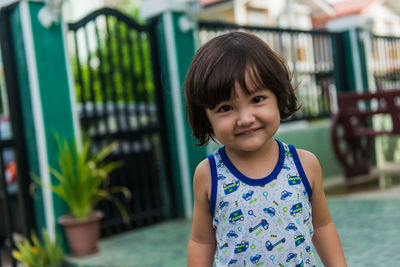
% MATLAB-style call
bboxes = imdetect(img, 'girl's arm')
[297,149,347,267]
[187,159,216,267]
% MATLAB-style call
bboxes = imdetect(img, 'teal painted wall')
[154,16,185,216]
[276,120,343,179]
[28,2,74,222]
[154,12,207,216]
[9,2,76,249]
[10,4,46,231]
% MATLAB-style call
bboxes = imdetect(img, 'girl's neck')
[224,139,279,179]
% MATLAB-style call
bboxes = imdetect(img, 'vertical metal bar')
[389,38,396,89]
[137,33,150,106]
[114,20,130,132]
[105,15,121,133]
[102,15,118,235]
[126,29,142,129]
[128,149,143,227]
[72,30,88,130]
[381,37,389,90]
[94,17,110,134]
[83,25,99,134]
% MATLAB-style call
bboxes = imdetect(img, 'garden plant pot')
[58,210,104,256]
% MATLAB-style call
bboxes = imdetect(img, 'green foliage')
[71,3,155,106]
[12,229,63,267]
[35,134,131,220]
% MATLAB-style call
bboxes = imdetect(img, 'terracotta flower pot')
[58,210,104,256]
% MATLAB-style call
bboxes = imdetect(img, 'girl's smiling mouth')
[235,127,263,136]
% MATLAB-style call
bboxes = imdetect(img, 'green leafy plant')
[36,135,130,220]
[12,229,63,267]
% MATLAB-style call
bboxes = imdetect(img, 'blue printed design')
[249,219,269,233]
[290,203,303,216]
[224,180,240,195]
[211,141,315,266]
[286,252,297,262]
[281,190,293,200]
[288,174,301,185]
[227,230,238,238]
[285,223,298,231]
[263,207,276,217]
[217,173,226,180]
[234,241,249,254]
[229,209,244,224]
[242,190,254,201]
[294,235,306,247]
[250,254,261,264]
[265,238,286,251]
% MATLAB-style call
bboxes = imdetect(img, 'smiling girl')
[185,32,346,267]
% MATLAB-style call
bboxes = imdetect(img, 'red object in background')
[5,160,17,185]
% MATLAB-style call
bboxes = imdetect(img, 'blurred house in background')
[313,0,400,36]
[198,0,335,30]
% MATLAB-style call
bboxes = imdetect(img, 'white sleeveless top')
[208,140,316,266]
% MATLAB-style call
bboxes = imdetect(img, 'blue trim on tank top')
[288,144,313,200]
[217,139,284,186]
[208,154,218,216]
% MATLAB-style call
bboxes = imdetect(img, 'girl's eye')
[217,105,233,113]
[252,96,265,104]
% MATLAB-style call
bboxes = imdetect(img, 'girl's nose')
[237,108,255,127]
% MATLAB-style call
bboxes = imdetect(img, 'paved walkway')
[64,177,400,267]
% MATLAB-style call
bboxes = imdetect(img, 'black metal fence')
[67,8,177,236]
[0,6,36,267]
[198,21,340,121]
[369,34,400,91]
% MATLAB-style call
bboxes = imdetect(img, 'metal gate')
[368,34,400,91]
[67,8,177,236]
[0,5,36,267]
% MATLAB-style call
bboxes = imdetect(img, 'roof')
[199,0,229,7]
[313,0,385,28]
[332,0,384,17]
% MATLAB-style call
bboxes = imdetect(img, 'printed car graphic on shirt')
[281,190,293,200]
[228,259,237,265]
[219,201,229,210]
[242,190,254,201]
[285,223,298,231]
[229,209,244,224]
[294,235,305,247]
[286,252,297,262]
[263,207,276,217]
[234,241,249,254]
[224,180,240,195]
[250,254,261,264]
[227,230,238,238]
[217,160,225,168]
[288,174,301,185]
[217,173,226,180]
[290,203,303,216]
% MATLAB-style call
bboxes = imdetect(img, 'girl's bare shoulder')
[193,158,212,199]
[295,149,322,188]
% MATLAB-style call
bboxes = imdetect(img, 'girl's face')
[205,81,280,155]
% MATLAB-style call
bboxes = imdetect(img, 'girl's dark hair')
[185,31,299,146]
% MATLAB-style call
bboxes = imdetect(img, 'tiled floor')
[65,180,400,267]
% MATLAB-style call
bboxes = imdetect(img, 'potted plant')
[12,229,63,267]
[36,135,130,256]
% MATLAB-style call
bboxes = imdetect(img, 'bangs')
[190,52,268,110]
